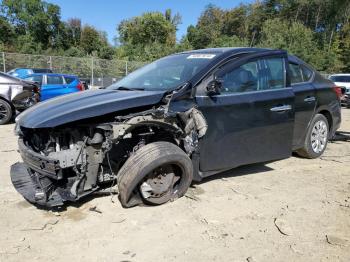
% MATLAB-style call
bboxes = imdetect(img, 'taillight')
[33,85,40,93]
[77,82,84,91]
[333,86,342,100]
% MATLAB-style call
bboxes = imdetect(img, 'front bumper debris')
[10,162,64,207]
[18,139,61,178]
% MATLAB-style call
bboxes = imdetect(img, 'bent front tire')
[118,142,193,208]
[296,114,329,159]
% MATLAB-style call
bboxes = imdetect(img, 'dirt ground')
[0,110,349,262]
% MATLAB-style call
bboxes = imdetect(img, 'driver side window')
[217,57,285,94]
[220,61,259,93]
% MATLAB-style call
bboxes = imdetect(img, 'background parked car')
[23,73,84,101]
[7,68,53,78]
[329,74,350,106]
[0,72,40,124]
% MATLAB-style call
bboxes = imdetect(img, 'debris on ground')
[112,218,126,224]
[274,218,293,236]
[89,205,102,214]
[326,235,349,247]
[20,219,59,231]
[246,256,256,262]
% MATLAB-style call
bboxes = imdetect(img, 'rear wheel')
[0,99,13,125]
[296,114,329,159]
[118,142,193,207]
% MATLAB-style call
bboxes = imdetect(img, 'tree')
[67,18,82,46]
[1,0,62,48]
[118,11,178,46]
[187,5,224,49]
[0,16,14,45]
[80,25,101,55]
[259,18,341,71]
[338,23,350,72]
[222,5,247,39]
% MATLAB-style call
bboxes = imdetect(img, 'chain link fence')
[0,52,146,88]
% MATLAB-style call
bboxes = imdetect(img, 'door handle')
[304,96,316,103]
[270,105,292,112]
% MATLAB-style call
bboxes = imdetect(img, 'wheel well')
[132,125,179,146]
[318,110,332,131]
[0,96,14,110]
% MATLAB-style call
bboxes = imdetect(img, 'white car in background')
[329,74,350,106]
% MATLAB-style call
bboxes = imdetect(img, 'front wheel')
[296,114,329,159]
[117,142,193,207]
[0,99,13,125]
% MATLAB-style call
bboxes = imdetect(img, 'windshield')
[330,75,350,83]
[108,53,217,91]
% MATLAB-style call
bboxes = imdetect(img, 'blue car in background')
[23,73,84,101]
[8,68,53,78]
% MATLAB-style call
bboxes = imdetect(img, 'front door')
[196,52,295,173]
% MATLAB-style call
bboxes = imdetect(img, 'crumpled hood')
[17,89,166,128]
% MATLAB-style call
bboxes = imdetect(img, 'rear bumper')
[12,93,40,110]
[323,99,342,138]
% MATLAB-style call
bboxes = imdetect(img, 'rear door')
[196,51,295,173]
[288,62,316,149]
[41,75,66,100]
[63,76,80,92]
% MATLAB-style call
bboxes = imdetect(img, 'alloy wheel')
[0,103,10,121]
[310,120,328,153]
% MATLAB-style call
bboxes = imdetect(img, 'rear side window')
[25,75,43,85]
[64,76,76,84]
[47,75,64,85]
[301,65,313,82]
[289,63,303,84]
[265,58,285,89]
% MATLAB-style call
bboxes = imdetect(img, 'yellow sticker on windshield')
[187,54,216,59]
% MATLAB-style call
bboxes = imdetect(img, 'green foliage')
[0,0,350,73]
[80,25,101,55]
[260,19,316,61]
[339,23,350,72]
[185,1,350,72]
[209,35,249,48]
[118,11,178,46]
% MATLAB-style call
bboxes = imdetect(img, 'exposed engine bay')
[12,101,207,208]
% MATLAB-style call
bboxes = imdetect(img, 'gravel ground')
[0,109,349,262]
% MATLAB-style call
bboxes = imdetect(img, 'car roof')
[13,68,50,70]
[25,73,78,78]
[329,73,350,76]
[179,47,271,56]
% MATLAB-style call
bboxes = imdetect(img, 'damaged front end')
[11,98,207,207]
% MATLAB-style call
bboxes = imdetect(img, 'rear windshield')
[64,76,76,84]
[330,75,350,83]
[0,72,21,83]
[33,69,53,73]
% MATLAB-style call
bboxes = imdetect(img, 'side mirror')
[206,79,222,96]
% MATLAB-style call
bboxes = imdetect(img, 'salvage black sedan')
[11,48,341,208]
